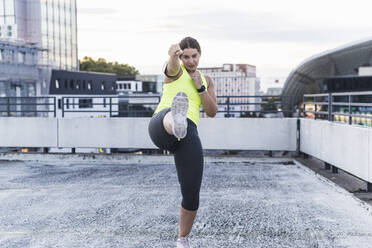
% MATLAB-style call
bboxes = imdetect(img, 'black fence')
[216,95,294,117]
[61,95,161,117]
[0,97,56,117]
[0,95,294,118]
[303,91,372,127]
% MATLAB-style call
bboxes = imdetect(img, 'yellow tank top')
[154,64,208,125]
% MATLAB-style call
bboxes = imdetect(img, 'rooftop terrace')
[0,154,371,247]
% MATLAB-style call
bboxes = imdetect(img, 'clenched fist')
[189,71,203,89]
[168,44,183,57]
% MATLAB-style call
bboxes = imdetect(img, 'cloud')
[79,8,118,15]
[149,10,372,44]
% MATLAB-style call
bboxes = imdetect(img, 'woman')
[148,37,218,247]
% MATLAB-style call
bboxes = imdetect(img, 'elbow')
[207,107,218,118]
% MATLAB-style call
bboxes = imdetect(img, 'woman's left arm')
[190,73,218,117]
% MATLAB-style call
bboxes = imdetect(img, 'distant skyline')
[77,0,372,91]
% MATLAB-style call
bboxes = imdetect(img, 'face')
[180,48,200,72]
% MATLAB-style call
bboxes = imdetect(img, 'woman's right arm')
[165,44,183,78]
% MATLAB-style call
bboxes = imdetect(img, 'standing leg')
[179,207,197,237]
[174,121,204,238]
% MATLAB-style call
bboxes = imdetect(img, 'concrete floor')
[296,156,372,207]
[0,155,372,247]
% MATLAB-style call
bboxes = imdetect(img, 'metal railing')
[0,95,294,118]
[60,95,293,118]
[303,91,372,127]
[0,97,56,117]
[61,95,161,118]
[214,95,294,117]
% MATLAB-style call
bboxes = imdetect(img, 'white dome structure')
[282,37,372,116]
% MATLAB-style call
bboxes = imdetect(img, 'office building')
[266,87,282,96]
[0,0,78,71]
[0,40,43,116]
[199,63,261,117]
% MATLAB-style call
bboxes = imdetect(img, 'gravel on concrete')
[0,156,372,247]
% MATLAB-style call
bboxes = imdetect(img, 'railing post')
[314,96,317,120]
[303,95,305,118]
[349,94,352,125]
[227,97,230,118]
[324,162,331,170]
[328,92,333,122]
[7,97,10,117]
[53,97,56,118]
[109,97,112,117]
[62,97,65,118]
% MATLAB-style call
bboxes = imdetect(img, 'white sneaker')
[176,234,192,248]
[171,92,189,140]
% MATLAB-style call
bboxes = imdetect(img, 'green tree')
[79,56,139,75]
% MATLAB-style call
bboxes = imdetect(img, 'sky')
[77,0,372,92]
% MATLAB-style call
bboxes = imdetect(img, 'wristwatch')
[197,85,206,93]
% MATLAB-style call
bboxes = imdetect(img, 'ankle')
[178,232,190,238]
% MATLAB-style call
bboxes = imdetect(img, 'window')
[56,79,60,89]
[7,32,11,37]
[88,80,92,90]
[101,81,105,90]
[76,80,80,90]
[8,50,14,63]
[70,80,74,89]
[18,52,25,64]
[79,99,93,108]
[7,25,11,30]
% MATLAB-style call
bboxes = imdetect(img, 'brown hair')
[179,37,201,55]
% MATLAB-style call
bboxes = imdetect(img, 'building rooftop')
[0,154,371,247]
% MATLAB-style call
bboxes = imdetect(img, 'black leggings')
[148,108,204,211]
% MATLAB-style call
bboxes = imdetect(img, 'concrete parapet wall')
[198,118,297,150]
[58,118,155,148]
[0,117,298,151]
[300,118,372,183]
[58,117,297,150]
[0,118,57,147]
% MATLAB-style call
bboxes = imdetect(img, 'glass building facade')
[0,0,78,71]
[40,0,78,70]
[0,0,17,38]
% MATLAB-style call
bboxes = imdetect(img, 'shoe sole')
[171,92,189,140]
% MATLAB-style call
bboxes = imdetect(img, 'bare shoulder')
[164,69,183,84]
